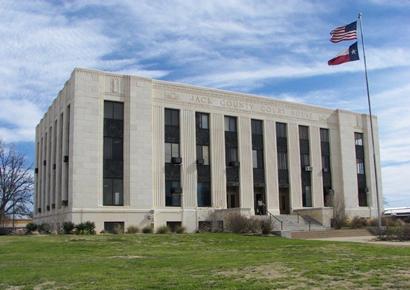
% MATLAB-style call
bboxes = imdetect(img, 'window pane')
[299,126,309,140]
[112,138,123,160]
[104,102,113,119]
[355,133,363,146]
[113,103,123,120]
[171,143,179,158]
[172,110,179,126]
[165,143,172,163]
[230,118,236,132]
[196,145,202,160]
[203,146,209,165]
[165,109,172,125]
[224,117,229,131]
[103,178,113,205]
[253,150,258,168]
[201,114,208,129]
[113,179,123,205]
[104,137,112,160]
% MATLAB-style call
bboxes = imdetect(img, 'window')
[355,132,363,146]
[165,143,180,163]
[103,101,123,206]
[320,128,330,142]
[197,113,209,129]
[299,125,309,140]
[252,149,263,169]
[224,116,237,132]
[301,154,310,167]
[226,147,238,163]
[166,180,182,206]
[165,109,179,126]
[197,145,209,165]
[357,160,365,174]
[251,119,263,135]
[104,222,124,234]
[197,182,211,207]
[276,122,287,138]
[278,152,288,170]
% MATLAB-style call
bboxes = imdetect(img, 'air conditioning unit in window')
[171,157,182,164]
[304,166,312,172]
[322,167,329,173]
[172,187,183,194]
[229,161,240,167]
[197,158,204,165]
[64,155,69,163]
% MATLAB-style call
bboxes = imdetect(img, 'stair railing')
[295,212,312,231]
[268,211,283,231]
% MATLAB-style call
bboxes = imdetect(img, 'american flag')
[330,21,357,43]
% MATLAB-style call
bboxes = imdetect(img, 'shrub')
[38,223,51,234]
[225,213,262,234]
[142,225,153,234]
[62,222,75,234]
[260,219,273,235]
[25,223,37,233]
[175,226,186,234]
[75,221,96,235]
[331,216,348,229]
[350,216,368,229]
[126,226,140,234]
[225,213,250,233]
[247,217,262,233]
[156,225,170,234]
[396,225,410,241]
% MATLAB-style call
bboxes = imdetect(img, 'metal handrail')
[295,212,311,231]
[268,211,283,231]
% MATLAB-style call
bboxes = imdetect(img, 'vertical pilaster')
[238,116,253,210]
[181,110,197,208]
[288,123,302,210]
[264,120,279,214]
[152,105,165,208]
[210,113,226,208]
[128,77,153,209]
[310,126,324,208]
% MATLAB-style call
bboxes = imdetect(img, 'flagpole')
[358,12,382,229]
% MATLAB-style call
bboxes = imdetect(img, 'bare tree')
[0,140,33,226]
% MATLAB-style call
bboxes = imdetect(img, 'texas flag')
[328,42,359,65]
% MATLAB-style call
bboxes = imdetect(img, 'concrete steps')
[270,214,327,237]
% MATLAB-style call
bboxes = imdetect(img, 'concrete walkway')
[309,235,410,246]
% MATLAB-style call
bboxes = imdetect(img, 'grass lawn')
[0,233,409,289]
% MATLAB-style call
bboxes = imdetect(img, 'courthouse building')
[33,68,383,232]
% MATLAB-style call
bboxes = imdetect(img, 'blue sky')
[1,0,409,207]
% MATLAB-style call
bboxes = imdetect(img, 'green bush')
[38,223,51,234]
[142,226,153,234]
[126,226,140,234]
[396,225,410,241]
[62,222,75,234]
[25,223,37,233]
[75,221,96,235]
[175,226,186,234]
[156,225,170,234]
[260,219,273,235]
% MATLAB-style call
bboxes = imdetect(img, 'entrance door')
[279,187,290,214]
[227,186,240,208]
[254,188,266,215]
